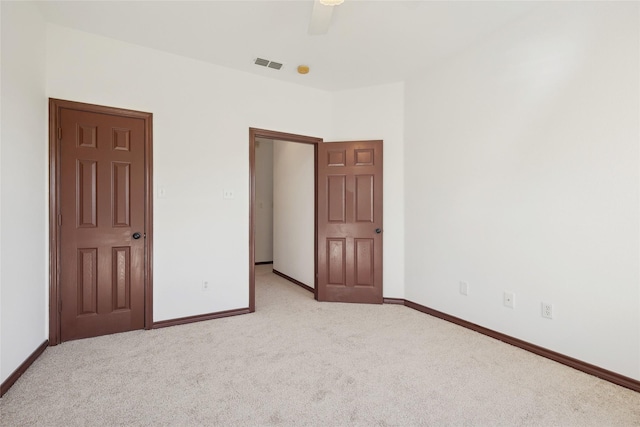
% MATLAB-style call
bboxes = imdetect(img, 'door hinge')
[58,300,62,313]
[58,214,62,226]
[57,128,62,140]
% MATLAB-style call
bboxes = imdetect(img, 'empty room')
[1,0,639,425]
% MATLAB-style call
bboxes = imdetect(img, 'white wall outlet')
[157,186,167,198]
[542,302,553,319]
[202,280,210,290]
[459,281,469,296]
[503,291,515,309]
[223,189,235,199]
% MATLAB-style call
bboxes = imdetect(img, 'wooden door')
[56,103,149,342]
[317,140,383,303]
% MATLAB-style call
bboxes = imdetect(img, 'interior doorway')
[255,139,315,290]
[249,128,322,311]
[249,128,384,310]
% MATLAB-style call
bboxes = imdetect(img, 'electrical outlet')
[223,189,235,199]
[459,281,469,296]
[202,280,210,290]
[542,302,553,319]
[503,292,515,309]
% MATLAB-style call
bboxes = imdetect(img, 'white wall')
[331,82,405,299]
[46,24,332,321]
[404,2,640,379]
[0,2,48,384]
[255,139,274,263]
[273,141,315,287]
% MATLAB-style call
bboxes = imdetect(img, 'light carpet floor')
[1,265,639,426]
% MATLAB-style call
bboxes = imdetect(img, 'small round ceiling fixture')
[297,65,310,75]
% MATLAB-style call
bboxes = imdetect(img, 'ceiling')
[36,0,539,92]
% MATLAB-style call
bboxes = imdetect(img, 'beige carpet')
[1,265,639,426]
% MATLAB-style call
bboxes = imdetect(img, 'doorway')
[49,99,153,345]
[255,138,315,290]
[249,128,384,309]
[249,128,321,311]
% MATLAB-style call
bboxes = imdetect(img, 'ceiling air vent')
[254,57,283,71]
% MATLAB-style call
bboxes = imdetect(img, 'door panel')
[59,107,146,342]
[355,175,374,222]
[327,238,347,285]
[354,238,374,286]
[317,140,383,303]
[327,175,346,222]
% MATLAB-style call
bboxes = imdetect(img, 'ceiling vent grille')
[254,58,283,71]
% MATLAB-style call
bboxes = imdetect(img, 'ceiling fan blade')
[308,0,335,35]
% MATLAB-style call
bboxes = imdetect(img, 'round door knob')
[132,232,142,240]
[375,228,382,234]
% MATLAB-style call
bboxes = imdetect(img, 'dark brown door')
[317,140,383,303]
[58,107,146,341]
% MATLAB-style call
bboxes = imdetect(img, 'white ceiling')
[36,0,539,91]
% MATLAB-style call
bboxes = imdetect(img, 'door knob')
[375,228,382,234]
[132,232,142,240]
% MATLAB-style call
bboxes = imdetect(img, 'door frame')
[48,98,154,345]
[248,128,322,311]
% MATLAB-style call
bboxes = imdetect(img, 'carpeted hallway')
[1,265,639,426]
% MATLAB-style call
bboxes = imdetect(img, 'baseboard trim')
[273,269,314,294]
[401,299,640,393]
[152,308,251,329]
[383,298,405,305]
[1,340,49,397]
[255,261,273,265]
